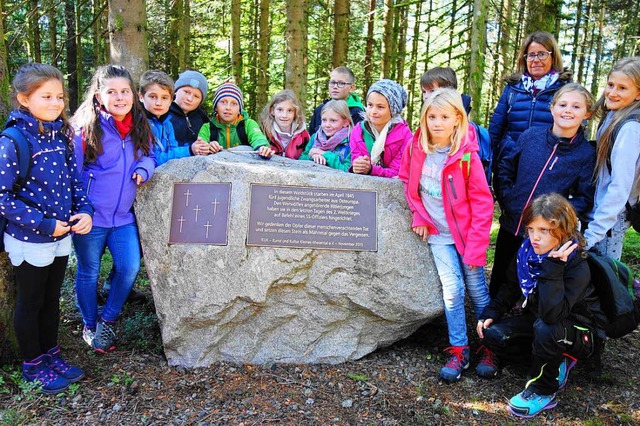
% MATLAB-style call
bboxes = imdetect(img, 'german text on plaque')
[247,184,377,251]
[169,183,231,245]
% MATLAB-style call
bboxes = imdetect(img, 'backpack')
[586,251,640,338]
[209,121,248,146]
[470,122,492,184]
[0,127,33,252]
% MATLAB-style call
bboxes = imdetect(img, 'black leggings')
[488,227,524,298]
[13,256,68,361]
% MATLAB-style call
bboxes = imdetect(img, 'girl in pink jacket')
[350,79,412,177]
[398,88,494,383]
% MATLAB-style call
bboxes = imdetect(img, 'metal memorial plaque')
[169,183,231,245]
[247,184,377,251]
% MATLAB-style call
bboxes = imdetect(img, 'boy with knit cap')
[169,70,211,148]
[198,81,273,158]
[308,66,365,135]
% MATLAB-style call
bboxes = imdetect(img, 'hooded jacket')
[73,110,155,228]
[308,93,365,135]
[0,110,93,242]
[494,126,596,236]
[398,125,494,266]
[169,102,210,146]
[198,111,268,150]
[146,109,191,166]
[349,120,412,178]
[268,127,310,159]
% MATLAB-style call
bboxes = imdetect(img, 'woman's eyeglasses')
[524,51,552,62]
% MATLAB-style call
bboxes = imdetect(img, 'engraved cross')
[184,189,192,207]
[178,215,186,233]
[193,205,201,222]
[211,198,220,216]
[204,221,212,239]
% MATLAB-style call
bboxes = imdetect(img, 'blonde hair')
[593,57,640,175]
[259,89,305,140]
[321,99,354,130]
[551,82,594,111]
[419,88,468,155]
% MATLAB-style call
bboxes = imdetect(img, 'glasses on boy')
[328,80,353,88]
[524,51,552,62]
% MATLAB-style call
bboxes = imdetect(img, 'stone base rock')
[135,152,442,366]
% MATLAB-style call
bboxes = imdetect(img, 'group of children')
[2,56,639,418]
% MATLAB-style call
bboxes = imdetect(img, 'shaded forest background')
[0,0,639,129]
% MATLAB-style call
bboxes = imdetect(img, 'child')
[420,66,472,114]
[0,63,93,393]
[71,65,155,353]
[398,88,493,382]
[489,83,596,297]
[139,70,209,165]
[350,79,413,178]
[477,193,606,418]
[308,66,365,135]
[300,100,353,171]
[198,81,274,158]
[259,89,310,159]
[169,70,211,147]
[584,57,640,259]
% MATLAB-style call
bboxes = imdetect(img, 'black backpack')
[0,127,33,252]
[586,251,640,338]
[209,121,248,146]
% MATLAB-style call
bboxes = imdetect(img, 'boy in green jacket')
[199,82,273,158]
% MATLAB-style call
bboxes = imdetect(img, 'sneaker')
[475,345,499,378]
[439,346,470,382]
[92,320,116,353]
[22,354,70,394]
[557,354,577,390]
[46,346,84,383]
[83,327,96,347]
[508,388,557,418]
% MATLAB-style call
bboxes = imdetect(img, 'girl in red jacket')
[259,89,310,159]
[399,88,494,382]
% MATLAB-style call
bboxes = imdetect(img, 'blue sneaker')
[508,388,557,418]
[439,346,470,382]
[92,319,116,353]
[475,345,499,378]
[557,354,577,390]
[22,354,70,395]
[47,346,85,383]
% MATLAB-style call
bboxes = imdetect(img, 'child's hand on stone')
[208,141,223,154]
[352,155,372,174]
[256,146,274,158]
[191,138,210,156]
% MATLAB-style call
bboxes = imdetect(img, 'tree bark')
[362,0,375,92]
[395,4,407,84]
[168,0,183,77]
[256,0,270,110]
[332,0,349,68]
[284,0,307,104]
[406,0,422,129]
[524,0,561,35]
[65,0,78,112]
[468,0,487,122]
[47,0,57,67]
[381,0,394,77]
[108,0,149,83]
[590,1,605,96]
[28,1,41,62]
[231,0,242,85]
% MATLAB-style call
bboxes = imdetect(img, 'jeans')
[73,223,140,329]
[429,243,490,347]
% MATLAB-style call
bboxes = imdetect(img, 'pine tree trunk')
[29,0,41,62]
[570,0,583,72]
[468,0,487,122]
[108,0,149,83]
[168,0,183,77]
[590,2,606,96]
[65,0,78,112]
[577,0,591,83]
[231,0,242,85]
[247,0,258,117]
[362,0,375,93]
[256,0,270,110]
[284,0,307,104]
[75,2,83,103]
[47,0,57,67]
[447,0,457,65]
[395,4,407,84]
[406,0,422,129]
[525,0,561,35]
[381,0,394,78]
[183,0,190,68]
[332,0,349,67]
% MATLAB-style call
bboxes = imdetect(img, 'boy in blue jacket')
[139,70,209,165]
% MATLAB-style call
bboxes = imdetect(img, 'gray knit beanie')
[367,79,408,116]
[175,70,209,100]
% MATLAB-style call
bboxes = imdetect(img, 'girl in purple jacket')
[71,65,155,353]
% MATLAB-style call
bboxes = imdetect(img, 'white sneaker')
[82,327,95,347]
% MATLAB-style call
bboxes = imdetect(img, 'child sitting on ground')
[259,89,310,159]
[139,70,209,165]
[308,66,365,135]
[300,100,353,171]
[198,81,274,158]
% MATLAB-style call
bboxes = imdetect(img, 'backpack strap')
[2,127,32,193]
[209,124,219,143]
[460,152,471,180]
[236,120,248,145]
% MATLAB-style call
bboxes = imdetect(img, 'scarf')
[516,237,578,305]
[521,70,559,95]
[113,111,133,139]
[370,115,402,165]
[314,126,350,151]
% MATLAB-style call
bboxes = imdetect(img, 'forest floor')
[1,233,640,425]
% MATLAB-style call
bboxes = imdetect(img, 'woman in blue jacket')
[489,31,571,171]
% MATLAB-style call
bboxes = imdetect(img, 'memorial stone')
[135,152,443,366]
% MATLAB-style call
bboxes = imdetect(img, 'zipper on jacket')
[86,172,94,195]
[446,174,465,250]
[528,97,537,127]
[514,143,559,235]
[114,136,127,227]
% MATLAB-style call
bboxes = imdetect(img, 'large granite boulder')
[136,152,443,367]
